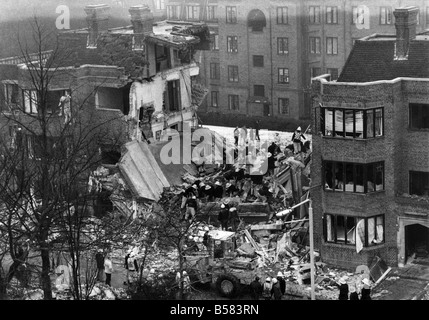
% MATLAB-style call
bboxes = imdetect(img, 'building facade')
[160,0,429,125]
[311,6,429,269]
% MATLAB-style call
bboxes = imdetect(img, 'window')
[352,6,366,25]
[380,7,392,25]
[228,95,239,110]
[326,37,338,55]
[322,107,383,138]
[278,68,289,84]
[326,6,338,24]
[23,89,38,114]
[410,171,429,196]
[310,37,321,54]
[323,161,384,193]
[327,68,338,80]
[166,79,181,112]
[26,135,71,161]
[254,85,265,97]
[309,6,320,24]
[211,91,219,107]
[186,5,200,20]
[311,67,321,78]
[228,65,239,82]
[253,55,264,67]
[167,5,180,19]
[47,89,70,114]
[409,103,429,129]
[96,87,123,110]
[277,7,288,24]
[210,63,220,80]
[4,82,19,109]
[155,0,165,10]
[277,37,288,54]
[226,6,237,24]
[324,214,384,247]
[207,5,217,21]
[278,98,289,115]
[211,34,219,51]
[227,36,238,53]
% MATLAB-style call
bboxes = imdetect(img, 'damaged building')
[311,6,429,269]
[0,3,210,154]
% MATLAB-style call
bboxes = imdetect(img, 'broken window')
[410,171,429,196]
[23,90,38,114]
[47,89,70,115]
[409,103,429,129]
[96,87,123,111]
[321,107,383,139]
[166,79,181,112]
[324,161,384,193]
[4,82,19,110]
[324,214,384,246]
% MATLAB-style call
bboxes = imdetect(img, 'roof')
[337,34,429,83]
[118,140,170,201]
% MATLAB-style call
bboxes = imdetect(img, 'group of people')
[95,249,114,287]
[337,276,372,300]
[250,272,287,300]
[217,202,240,231]
[233,121,261,147]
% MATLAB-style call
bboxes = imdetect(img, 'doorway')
[263,103,270,116]
[405,224,429,263]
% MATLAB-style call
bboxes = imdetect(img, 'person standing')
[185,195,198,222]
[360,278,372,300]
[250,276,263,300]
[349,285,359,300]
[95,249,104,282]
[277,271,286,298]
[291,126,306,154]
[337,276,349,300]
[218,203,229,230]
[262,277,273,300]
[104,254,113,287]
[228,207,240,231]
[233,126,239,146]
[255,120,260,141]
[271,278,282,300]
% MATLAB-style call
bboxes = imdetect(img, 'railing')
[0,50,53,65]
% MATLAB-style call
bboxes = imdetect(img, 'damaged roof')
[118,140,171,202]
[337,33,429,83]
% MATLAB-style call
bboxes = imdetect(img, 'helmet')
[297,126,302,131]
[277,271,284,277]
[220,204,225,208]
[272,278,278,284]
[265,277,271,282]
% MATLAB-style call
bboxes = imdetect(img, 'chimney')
[84,4,111,48]
[393,6,419,60]
[129,5,154,50]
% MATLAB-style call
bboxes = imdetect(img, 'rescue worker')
[218,203,229,230]
[291,126,306,154]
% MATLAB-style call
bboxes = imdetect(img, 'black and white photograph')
[0,0,428,311]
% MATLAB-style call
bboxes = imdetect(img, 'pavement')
[372,258,429,300]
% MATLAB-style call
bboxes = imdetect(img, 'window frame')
[186,5,200,21]
[226,36,238,53]
[226,6,237,24]
[22,89,38,114]
[278,68,289,84]
[278,98,289,115]
[209,62,220,80]
[167,5,180,20]
[380,6,392,25]
[155,0,165,10]
[206,5,217,21]
[277,6,288,24]
[309,6,321,24]
[323,160,385,193]
[309,37,321,54]
[327,68,338,80]
[211,91,219,108]
[253,55,264,67]
[321,107,383,139]
[227,65,239,83]
[211,34,219,51]
[326,6,338,24]
[228,94,239,110]
[409,103,429,130]
[326,37,338,55]
[253,85,265,97]
[324,213,385,247]
[409,171,429,196]
[277,37,289,55]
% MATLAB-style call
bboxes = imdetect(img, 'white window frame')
[23,89,38,114]
[380,7,392,25]
[326,37,338,55]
